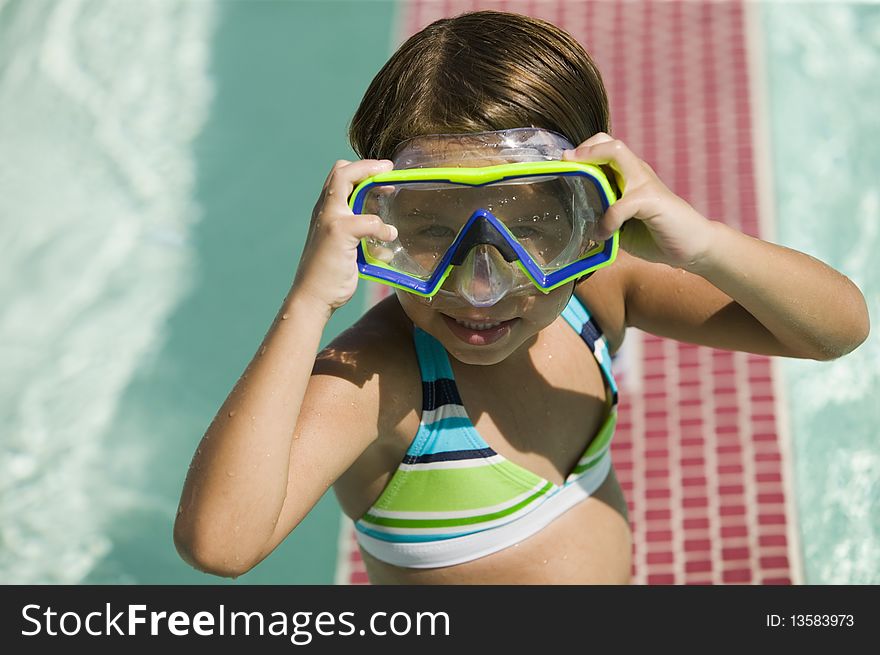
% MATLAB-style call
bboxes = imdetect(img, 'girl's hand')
[562,133,717,269]
[291,158,399,315]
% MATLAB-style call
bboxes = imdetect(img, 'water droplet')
[293,433,300,440]
[176,506,183,516]
[260,346,267,356]
[282,313,289,320]
[226,470,236,477]
[228,410,236,418]
[543,559,549,565]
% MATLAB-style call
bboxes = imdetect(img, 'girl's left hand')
[562,133,717,270]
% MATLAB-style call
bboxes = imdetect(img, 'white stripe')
[420,403,468,425]
[366,481,550,521]
[359,485,557,537]
[398,454,504,471]
[356,453,613,567]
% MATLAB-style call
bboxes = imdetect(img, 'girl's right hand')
[291,158,398,316]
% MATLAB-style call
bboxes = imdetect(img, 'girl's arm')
[564,135,870,359]
[620,245,868,360]
[174,158,399,577]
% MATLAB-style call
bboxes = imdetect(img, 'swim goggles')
[348,128,619,307]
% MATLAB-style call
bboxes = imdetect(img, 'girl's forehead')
[390,127,574,169]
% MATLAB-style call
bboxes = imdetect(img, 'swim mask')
[348,127,619,307]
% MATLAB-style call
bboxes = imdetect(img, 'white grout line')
[744,0,804,586]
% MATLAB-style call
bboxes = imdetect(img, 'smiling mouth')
[442,313,517,331]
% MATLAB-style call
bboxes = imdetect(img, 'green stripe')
[363,481,554,528]
[373,460,543,512]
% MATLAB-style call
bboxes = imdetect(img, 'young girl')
[173,10,869,584]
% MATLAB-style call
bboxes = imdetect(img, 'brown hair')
[348,10,610,160]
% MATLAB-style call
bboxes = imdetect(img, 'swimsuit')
[354,293,619,568]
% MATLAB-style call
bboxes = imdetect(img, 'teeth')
[455,319,502,330]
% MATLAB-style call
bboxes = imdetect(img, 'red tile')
[719,505,746,517]
[684,539,712,553]
[647,551,675,565]
[646,488,672,499]
[760,556,790,569]
[721,525,748,538]
[758,534,788,547]
[718,484,745,495]
[685,560,712,573]
[755,471,781,483]
[648,574,676,585]
[722,569,752,583]
[756,452,782,463]
[681,456,705,467]
[758,514,786,526]
[682,496,708,508]
[646,509,672,521]
[350,571,370,584]
[683,517,710,530]
[683,476,707,487]
[646,448,669,459]
[722,547,750,561]
[757,492,785,504]
[718,464,744,474]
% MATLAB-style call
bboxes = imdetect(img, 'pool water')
[0,0,876,584]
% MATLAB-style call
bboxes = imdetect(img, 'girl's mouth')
[441,313,519,346]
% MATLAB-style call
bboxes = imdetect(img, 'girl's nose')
[452,244,516,307]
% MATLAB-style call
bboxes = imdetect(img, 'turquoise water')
[0,0,396,584]
[1,0,876,585]
[762,2,880,583]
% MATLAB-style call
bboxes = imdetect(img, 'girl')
[173,10,869,584]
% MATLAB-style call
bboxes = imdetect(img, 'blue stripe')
[413,326,454,382]
[406,419,486,456]
[354,522,475,542]
[422,377,463,412]
[403,447,496,464]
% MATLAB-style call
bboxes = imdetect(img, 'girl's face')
[395,278,574,367]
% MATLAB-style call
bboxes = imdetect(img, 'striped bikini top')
[354,293,620,569]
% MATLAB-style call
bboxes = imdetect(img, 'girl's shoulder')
[313,295,420,434]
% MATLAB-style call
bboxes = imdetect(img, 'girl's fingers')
[324,159,394,213]
[595,194,641,240]
[563,136,649,196]
[338,213,398,245]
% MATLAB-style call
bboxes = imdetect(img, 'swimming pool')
[0,0,876,585]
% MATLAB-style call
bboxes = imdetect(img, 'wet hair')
[348,9,610,160]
